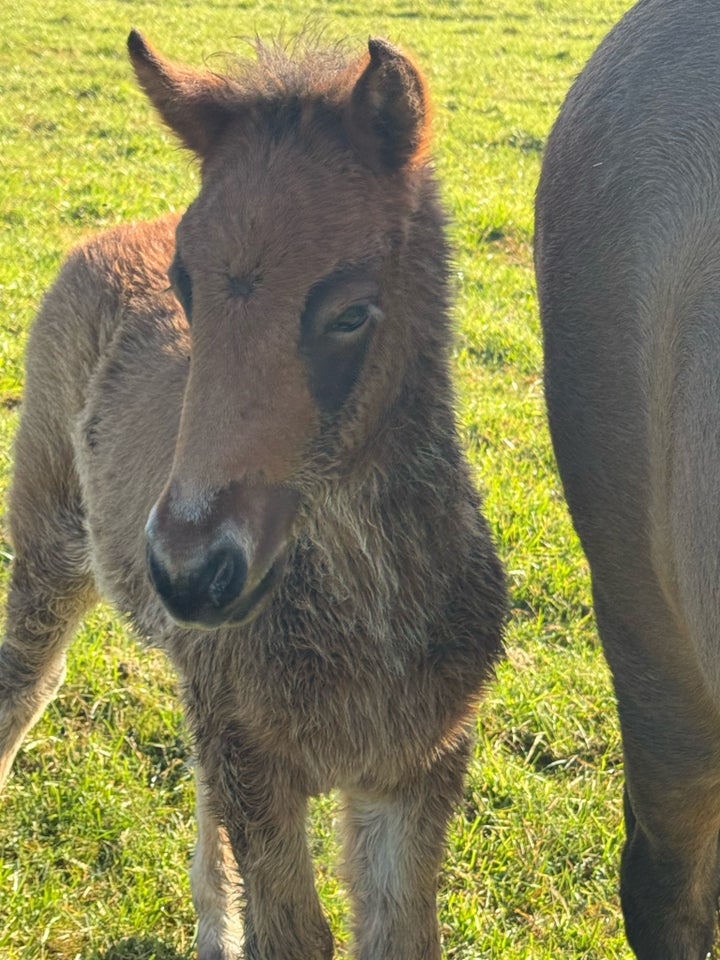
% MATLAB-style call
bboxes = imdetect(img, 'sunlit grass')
[0,1,634,957]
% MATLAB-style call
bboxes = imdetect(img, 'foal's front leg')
[342,737,471,960]
[191,765,244,960]
[197,736,333,960]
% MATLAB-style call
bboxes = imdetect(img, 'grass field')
[0,1,637,958]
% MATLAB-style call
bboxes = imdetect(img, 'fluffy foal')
[0,31,506,959]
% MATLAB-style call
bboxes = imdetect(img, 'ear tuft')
[347,37,430,172]
[127,29,231,157]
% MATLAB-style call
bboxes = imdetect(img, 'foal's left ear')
[346,38,430,172]
[128,29,231,157]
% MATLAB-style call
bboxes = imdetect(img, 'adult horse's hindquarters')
[0,30,506,960]
[537,1,720,957]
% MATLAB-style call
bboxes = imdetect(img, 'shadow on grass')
[90,938,191,960]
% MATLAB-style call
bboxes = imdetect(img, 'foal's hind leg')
[0,519,96,789]
[0,542,96,789]
[0,438,96,791]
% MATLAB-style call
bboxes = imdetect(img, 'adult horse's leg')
[342,735,471,960]
[595,596,720,960]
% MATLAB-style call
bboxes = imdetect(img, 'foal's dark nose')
[146,537,248,627]
[145,480,299,628]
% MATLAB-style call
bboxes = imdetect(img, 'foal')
[0,31,506,959]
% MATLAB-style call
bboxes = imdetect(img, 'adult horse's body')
[0,31,505,960]
[536,0,720,956]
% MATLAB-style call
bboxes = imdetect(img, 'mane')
[207,34,360,108]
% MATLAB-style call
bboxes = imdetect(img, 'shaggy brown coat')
[0,32,505,960]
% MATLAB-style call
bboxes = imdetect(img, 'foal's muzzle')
[146,537,249,626]
[145,482,298,628]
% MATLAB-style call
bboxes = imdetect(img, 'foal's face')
[147,137,398,627]
[133,33,430,628]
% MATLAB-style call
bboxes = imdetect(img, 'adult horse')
[537,0,720,956]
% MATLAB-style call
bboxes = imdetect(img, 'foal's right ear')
[128,30,231,157]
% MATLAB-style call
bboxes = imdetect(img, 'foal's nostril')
[146,537,248,625]
[207,549,246,609]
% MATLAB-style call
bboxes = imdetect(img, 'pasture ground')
[1,1,639,957]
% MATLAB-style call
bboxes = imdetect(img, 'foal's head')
[132,31,440,628]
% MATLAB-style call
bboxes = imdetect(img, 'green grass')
[0,1,636,957]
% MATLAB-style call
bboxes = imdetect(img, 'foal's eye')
[328,304,373,335]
